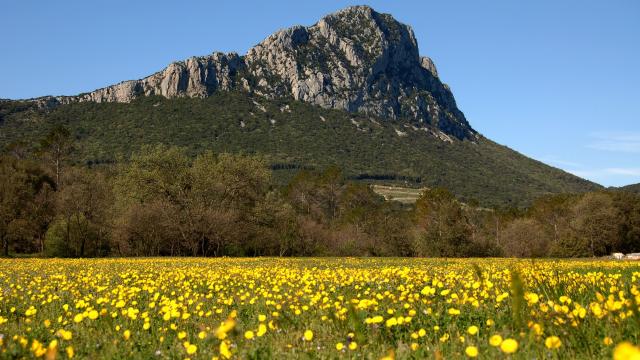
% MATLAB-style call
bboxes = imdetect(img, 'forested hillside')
[0,93,599,207]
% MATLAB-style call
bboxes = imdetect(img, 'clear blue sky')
[2,0,639,187]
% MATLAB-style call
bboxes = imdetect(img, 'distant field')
[1,258,640,359]
[372,185,426,203]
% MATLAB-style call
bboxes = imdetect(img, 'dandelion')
[500,339,518,354]
[467,326,479,335]
[545,336,562,349]
[303,330,313,341]
[184,342,197,355]
[489,335,503,347]
[465,346,478,357]
[220,340,232,359]
[66,346,74,358]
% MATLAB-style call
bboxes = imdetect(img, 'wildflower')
[489,335,503,347]
[465,346,478,357]
[184,341,197,355]
[545,336,562,349]
[220,340,232,359]
[336,342,344,351]
[614,342,640,360]
[303,330,313,341]
[500,338,518,354]
[467,326,479,335]
[244,330,254,340]
[56,329,72,341]
[257,323,267,337]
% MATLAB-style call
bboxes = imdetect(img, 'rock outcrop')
[35,6,476,140]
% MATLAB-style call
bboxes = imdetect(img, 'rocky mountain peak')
[34,6,476,140]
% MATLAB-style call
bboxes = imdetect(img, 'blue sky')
[2,0,639,187]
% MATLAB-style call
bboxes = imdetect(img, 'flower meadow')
[1,258,640,359]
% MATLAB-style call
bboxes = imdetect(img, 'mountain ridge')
[27,5,475,140]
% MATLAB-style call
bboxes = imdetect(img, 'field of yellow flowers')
[1,258,640,359]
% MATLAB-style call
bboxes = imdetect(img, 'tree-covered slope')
[0,92,600,206]
[620,183,640,194]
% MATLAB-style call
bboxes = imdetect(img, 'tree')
[500,218,550,257]
[47,167,111,257]
[413,188,472,257]
[0,156,54,256]
[112,145,271,256]
[568,192,620,257]
[39,126,74,188]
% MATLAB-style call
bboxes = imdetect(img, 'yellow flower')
[410,343,419,351]
[244,330,255,340]
[500,338,518,354]
[614,342,640,360]
[178,331,187,340]
[467,326,479,335]
[73,314,84,323]
[465,346,478,357]
[48,339,58,350]
[215,318,237,340]
[258,314,267,322]
[57,329,73,341]
[88,310,99,320]
[66,346,74,358]
[545,336,562,349]
[198,331,207,340]
[336,342,344,351]
[220,340,232,359]
[184,342,197,355]
[123,330,131,341]
[489,335,503,347]
[303,330,313,341]
[385,317,397,327]
[604,337,614,346]
[257,323,267,337]
[348,342,358,350]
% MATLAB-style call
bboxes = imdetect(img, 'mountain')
[0,6,601,206]
[31,6,473,141]
[620,183,640,194]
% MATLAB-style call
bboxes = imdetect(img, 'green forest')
[2,126,639,258]
[0,92,599,207]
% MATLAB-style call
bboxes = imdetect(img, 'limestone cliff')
[35,6,475,140]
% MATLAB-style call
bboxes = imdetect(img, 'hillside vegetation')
[620,183,640,194]
[0,92,599,207]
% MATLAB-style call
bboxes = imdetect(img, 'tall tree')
[39,126,74,188]
[0,156,54,256]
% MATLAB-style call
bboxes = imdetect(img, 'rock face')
[38,6,475,140]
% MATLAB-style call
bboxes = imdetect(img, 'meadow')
[1,258,640,359]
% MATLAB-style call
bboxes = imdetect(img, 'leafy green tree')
[39,126,74,188]
[413,188,472,257]
[48,167,111,257]
[0,156,55,256]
